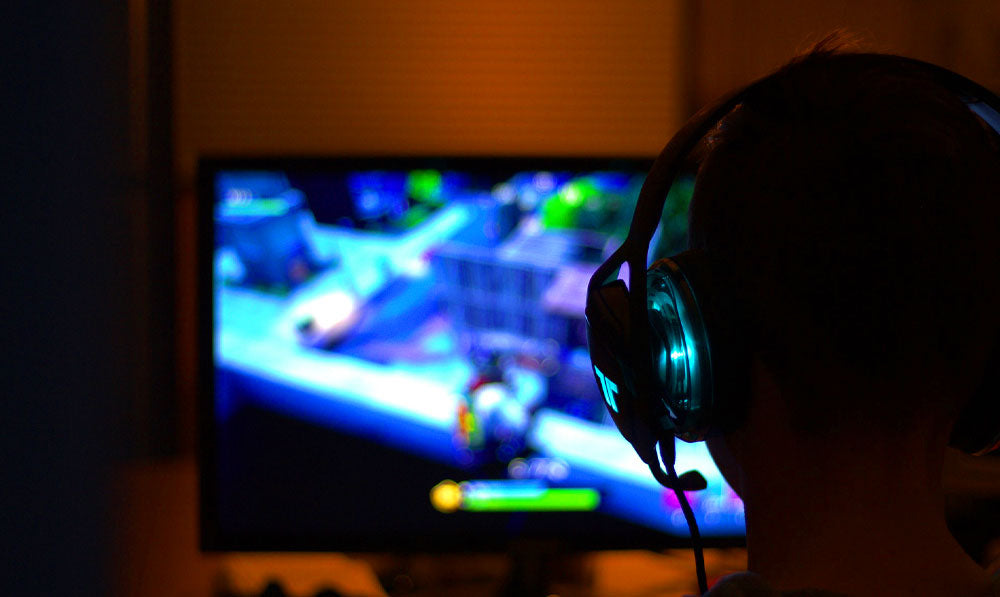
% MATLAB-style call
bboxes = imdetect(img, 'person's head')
[690,41,1000,463]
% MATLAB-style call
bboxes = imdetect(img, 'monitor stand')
[367,543,593,597]
[496,541,591,597]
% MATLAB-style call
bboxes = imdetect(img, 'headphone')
[585,54,1000,594]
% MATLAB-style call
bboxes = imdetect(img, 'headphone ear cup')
[646,256,717,442]
[586,279,659,465]
[950,336,1000,455]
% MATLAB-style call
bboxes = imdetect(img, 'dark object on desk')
[217,579,345,597]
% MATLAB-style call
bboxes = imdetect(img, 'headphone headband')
[624,54,1000,260]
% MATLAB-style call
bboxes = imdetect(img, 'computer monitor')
[199,156,745,552]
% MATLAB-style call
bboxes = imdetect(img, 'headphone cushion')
[585,279,660,464]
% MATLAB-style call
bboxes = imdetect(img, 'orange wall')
[174,1,689,183]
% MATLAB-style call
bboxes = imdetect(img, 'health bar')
[431,480,600,512]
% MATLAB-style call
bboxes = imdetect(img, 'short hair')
[688,39,1000,433]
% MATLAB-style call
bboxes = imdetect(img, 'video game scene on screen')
[211,163,744,545]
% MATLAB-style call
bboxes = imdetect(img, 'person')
[685,38,1000,596]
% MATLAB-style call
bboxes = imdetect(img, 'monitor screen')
[200,157,745,551]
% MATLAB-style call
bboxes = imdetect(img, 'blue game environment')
[210,159,744,549]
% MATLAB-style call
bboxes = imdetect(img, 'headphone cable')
[649,441,709,595]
